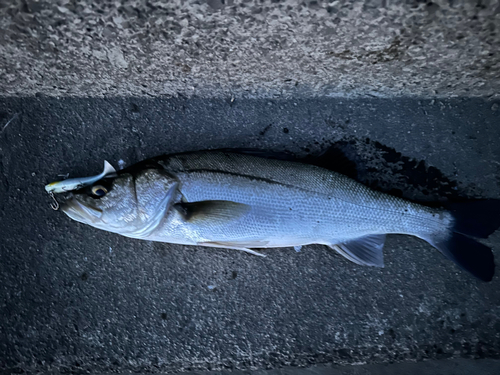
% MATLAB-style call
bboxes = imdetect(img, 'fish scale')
[152,152,448,247]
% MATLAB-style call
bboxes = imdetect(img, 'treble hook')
[49,191,59,210]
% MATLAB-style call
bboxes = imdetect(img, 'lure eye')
[91,185,108,197]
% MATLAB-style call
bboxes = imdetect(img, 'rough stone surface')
[1,97,500,374]
[188,359,500,375]
[1,0,500,98]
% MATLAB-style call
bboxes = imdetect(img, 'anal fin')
[328,234,386,267]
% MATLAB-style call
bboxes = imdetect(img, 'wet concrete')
[1,97,499,374]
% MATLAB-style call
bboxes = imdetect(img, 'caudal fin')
[445,200,500,238]
[429,200,500,282]
[432,233,494,282]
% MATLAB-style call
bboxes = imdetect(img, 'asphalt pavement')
[1,97,500,374]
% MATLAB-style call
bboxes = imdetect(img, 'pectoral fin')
[174,200,251,225]
[328,234,386,267]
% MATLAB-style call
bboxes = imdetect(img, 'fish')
[57,151,500,281]
[45,160,116,193]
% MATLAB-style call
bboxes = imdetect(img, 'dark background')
[1,97,500,373]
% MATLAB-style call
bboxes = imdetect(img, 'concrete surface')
[1,97,500,374]
[1,0,500,98]
[188,358,500,374]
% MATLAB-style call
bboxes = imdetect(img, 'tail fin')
[432,233,494,282]
[445,200,500,238]
[429,200,500,282]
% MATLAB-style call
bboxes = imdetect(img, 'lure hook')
[49,191,59,210]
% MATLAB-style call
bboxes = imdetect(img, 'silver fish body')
[60,151,498,281]
[150,153,447,248]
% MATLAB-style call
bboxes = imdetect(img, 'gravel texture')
[1,0,500,98]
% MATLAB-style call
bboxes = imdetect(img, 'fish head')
[61,167,179,238]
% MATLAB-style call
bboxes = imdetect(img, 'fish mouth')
[61,197,103,224]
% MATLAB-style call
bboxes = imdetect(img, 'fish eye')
[91,185,108,197]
